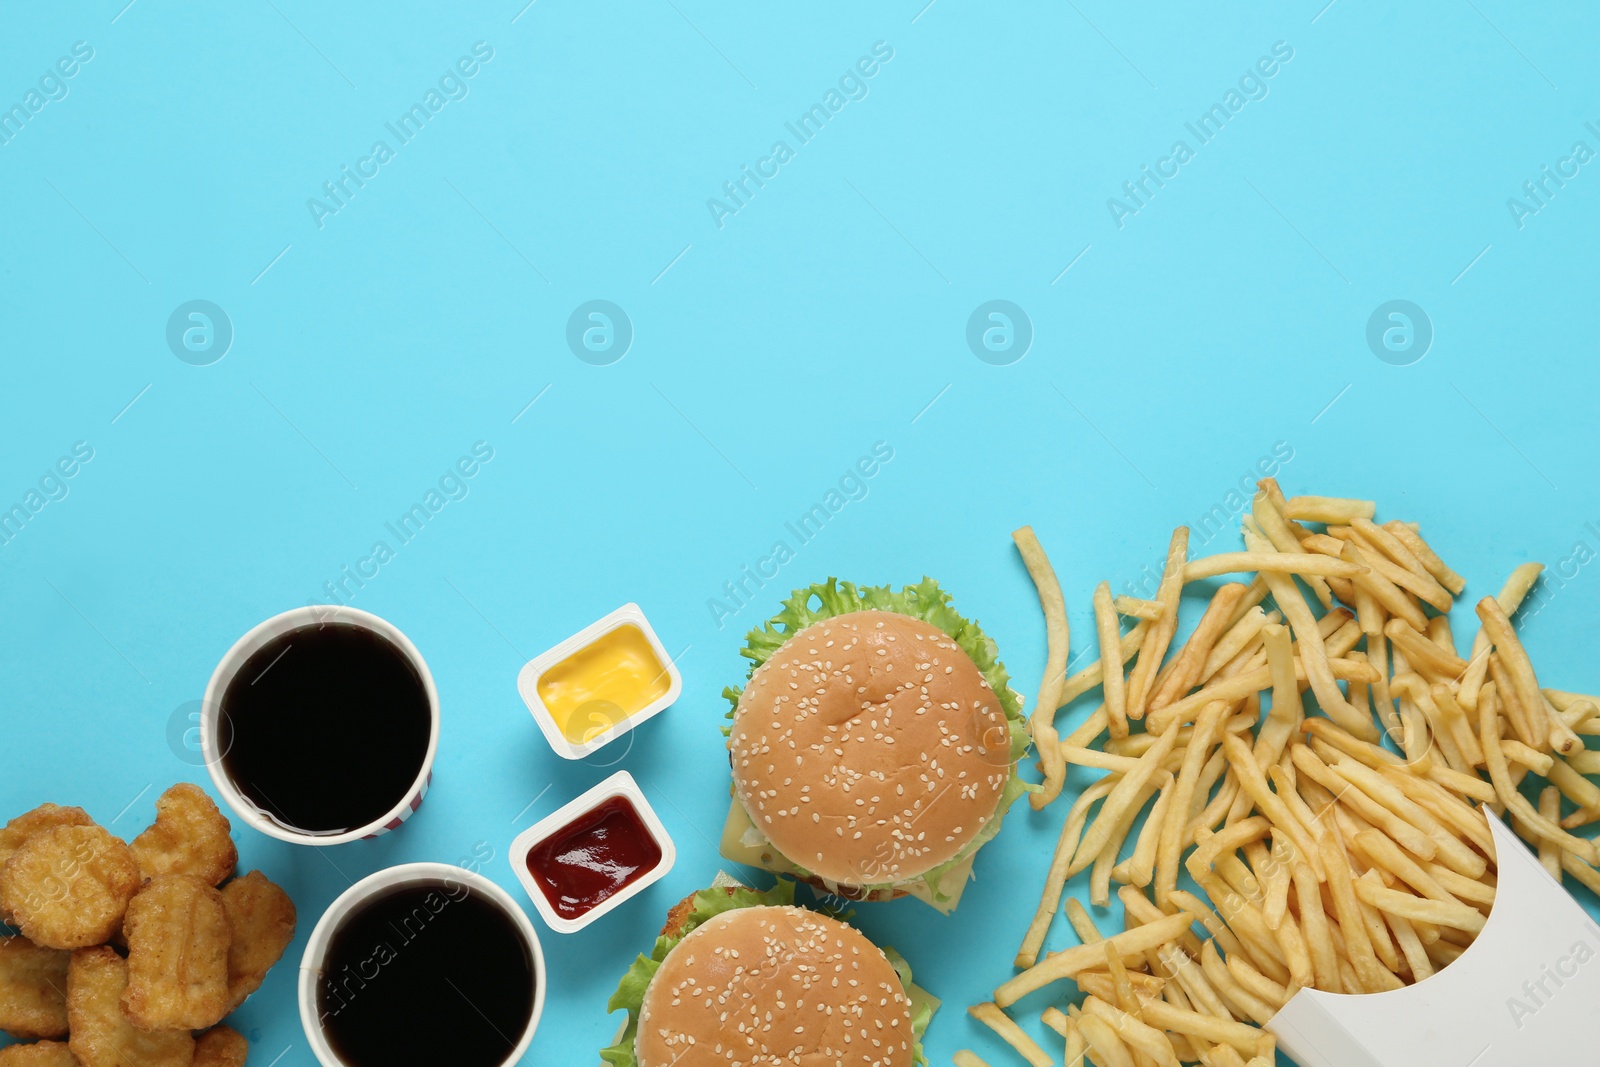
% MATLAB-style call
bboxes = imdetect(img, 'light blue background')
[4,2,1599,1064]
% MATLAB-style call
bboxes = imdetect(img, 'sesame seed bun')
[635,905,913,1067]
[728,610,1013,889]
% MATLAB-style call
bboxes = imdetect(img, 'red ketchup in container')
[524,796,664,920]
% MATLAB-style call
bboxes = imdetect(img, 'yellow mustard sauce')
[536,623,670,743]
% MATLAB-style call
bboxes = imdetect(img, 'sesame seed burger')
[719,579,1033,912]
[599,879,936,1067]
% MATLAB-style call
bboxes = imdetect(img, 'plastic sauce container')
[517,604,681,760]
[510,771,675,933]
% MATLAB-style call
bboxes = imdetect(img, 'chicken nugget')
[121,876,230,1032]
[192,1027,247,1067]
[0,809,93,873]
[0,827,139,950]
[129,787,236,888]
[220,870,296,1012]
[66,947,194,1067]
[0,1040,82,1066]
[0,935,69,1039]
[0,808,93,925]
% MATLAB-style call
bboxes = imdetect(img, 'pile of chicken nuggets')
[0,785,296,1066]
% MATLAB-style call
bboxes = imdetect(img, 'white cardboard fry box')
[1270,810,1600,1067]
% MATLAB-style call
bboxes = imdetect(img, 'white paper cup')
[298,863,546,1067]
[201,605,440,845]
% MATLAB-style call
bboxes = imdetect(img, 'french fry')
[953,1052,994,1067]
[1429,684,1485,767]
[1041,1009,1090,1067]
[1093,780,1161,906]
[1167,890,1250,971]
[1477,597,1581,755]
[1122,886,1204,960]
[1200,942,1276,1026]
[1155,703,1229,906]
[1126,528,1189,722]
[1344,542,1429,632]
[1384,620,1467,682]
[1547,755,1600,812]
[1487,655,1538,751]
[1561,852,1600,897]
[1225,950,1290,1010]
[1148,584,1250,711]
[1380,900,1433,982]
[1103,942,1143,1019]
[1016,777,1118,967]
[1065,897,1104,945]
[1459,563,1544,710]
[1201,608,1275,683]
[1366,630,1406,749]
[1220,735,1323,880]
[1290,856,1340,992]
[1241,521,1364,727]
[1015,526,1073,809]
[1319,753,1486,878]
[1182,553,1363,583]
[1147,656,1376,735]
[1095,582,1130,739]
[1289,745,1438,861]
[1083,994,1181,1067]
[1353,880,1486,934]
[1254,485,1335,610]
[1138,999,1262,1055]
[1070,725,1180,876]
[1351,519,1453,606]
[1318,832,1402,993]
[1382,521,1465,595]
[1115,596,1165,620]
[1078,1011,1138,1067]
[1348,521,1453,612]
[1501,737,1554,775]
[1283,496,1376,524]
[969,1002,1054,1067]
[1063,623,1152,707]
[1537,786,1563,881]
[1187,818,1271,883]
[1480,683,1599,863]
[1116,784,1172,889]
[1352,829,1463,906]
[996,912,1197,1007]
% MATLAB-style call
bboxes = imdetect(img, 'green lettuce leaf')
[882,946,935,1066]
[720,577,1037,902]
[599,880,935,1066]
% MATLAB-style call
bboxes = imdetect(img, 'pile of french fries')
[957,481,1600,1067]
